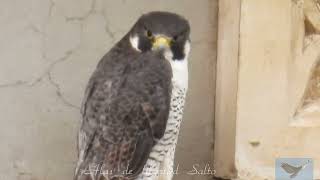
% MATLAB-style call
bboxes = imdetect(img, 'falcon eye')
[173,35,179,41]
[173,31,186,42]
[146,30,153,38]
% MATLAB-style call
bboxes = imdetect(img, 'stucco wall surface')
[0,0,217,180]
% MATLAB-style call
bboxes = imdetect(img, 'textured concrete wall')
[0,0,217,180]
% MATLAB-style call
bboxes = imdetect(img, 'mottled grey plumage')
[74,11,190,180]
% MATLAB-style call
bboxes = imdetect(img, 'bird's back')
[74,40,173,180]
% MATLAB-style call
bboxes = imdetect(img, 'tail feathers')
[74,131,155,180]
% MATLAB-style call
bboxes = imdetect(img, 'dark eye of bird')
[146,30,153,38]
[173,35,179,41]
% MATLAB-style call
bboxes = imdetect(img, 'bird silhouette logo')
[280,160,311,179]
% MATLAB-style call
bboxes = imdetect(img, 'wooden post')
[214,0,241,178]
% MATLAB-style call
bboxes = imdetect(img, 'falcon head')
[129,11,191,61]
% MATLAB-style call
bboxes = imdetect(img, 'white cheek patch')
[184,40,191,59]
[167,40,191,90]
[130,35,141,52]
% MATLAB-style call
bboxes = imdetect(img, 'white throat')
[167,41,190,90]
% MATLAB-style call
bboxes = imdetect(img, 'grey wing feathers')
[280,163,299,174]
[74,50,172,180]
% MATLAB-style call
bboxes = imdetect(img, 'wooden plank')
[213,0,241,178]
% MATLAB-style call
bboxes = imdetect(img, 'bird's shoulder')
[75,44,173,179]
[81,43,173,138]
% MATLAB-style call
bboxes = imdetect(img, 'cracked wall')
[0,0,217,180]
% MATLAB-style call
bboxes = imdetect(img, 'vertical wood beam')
[214,0,241,178]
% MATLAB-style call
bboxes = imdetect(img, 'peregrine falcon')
[74,11,191,180]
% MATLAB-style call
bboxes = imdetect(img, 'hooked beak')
[152,35,171,49]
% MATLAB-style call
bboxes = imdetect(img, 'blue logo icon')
[275,158,313,180]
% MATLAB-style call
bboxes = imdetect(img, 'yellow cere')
[153,36,171,49]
